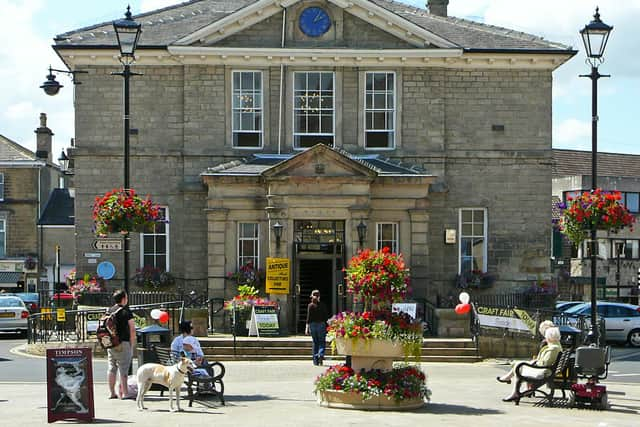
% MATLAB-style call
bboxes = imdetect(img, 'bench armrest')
[515,361,551,381]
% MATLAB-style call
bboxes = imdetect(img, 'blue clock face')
[299,7,331,37]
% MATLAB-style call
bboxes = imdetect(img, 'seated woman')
[171,320,206,367]
[497,326,562,402]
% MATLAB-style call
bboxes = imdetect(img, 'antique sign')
[265,257,290,294]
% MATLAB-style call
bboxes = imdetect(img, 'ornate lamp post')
[580,8,613,344]
[113,6,142,293]
[357,220,367,249]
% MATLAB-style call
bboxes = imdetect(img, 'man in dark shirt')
[305,289,329,366]
[107,289,136,399]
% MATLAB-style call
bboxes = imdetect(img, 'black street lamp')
[40,66,87,96]
[113,6,143,294]
[272,221,283,249]
[356,219,367,249]
[57,149,70,173]
[580,7,613,345]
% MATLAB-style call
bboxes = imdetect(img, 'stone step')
[207,354,482,363]
[203,346,478,357]
[199,337,476,348]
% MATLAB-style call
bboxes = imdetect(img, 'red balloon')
[454,304,464,314]
[460,303,471,314]
[158,311,169,323]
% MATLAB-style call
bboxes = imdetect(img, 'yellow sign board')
[265,257,290,294]
[56,308,66,322]
[41,307,52,321]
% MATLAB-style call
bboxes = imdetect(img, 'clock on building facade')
[299,7,331,37]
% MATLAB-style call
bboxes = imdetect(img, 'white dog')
[136,357,195,412]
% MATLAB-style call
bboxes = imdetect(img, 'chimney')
[427,0,449,17]
[34,113,53,162]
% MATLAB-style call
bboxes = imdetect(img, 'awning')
[0,272,23,287]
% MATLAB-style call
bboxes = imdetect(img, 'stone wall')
[0,168,38,256]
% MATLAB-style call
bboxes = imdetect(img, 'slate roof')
[203,151,427,176]
[553,149,640,179]
[54,0,571,52]
[0,134,36,162]
[38,189,75,226]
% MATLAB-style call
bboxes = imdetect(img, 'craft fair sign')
[475,305,537,335]
[266,257,290,294]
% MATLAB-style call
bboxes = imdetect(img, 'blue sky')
[1,0,638,162]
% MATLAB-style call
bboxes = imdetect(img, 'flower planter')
[334,337,405,372]
[318,390,424,411]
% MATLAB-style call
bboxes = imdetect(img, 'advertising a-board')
[46,347,95,423]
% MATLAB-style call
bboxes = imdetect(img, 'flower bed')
[314,364,430,404]
[92,188,161,236]
[556,189,635,246]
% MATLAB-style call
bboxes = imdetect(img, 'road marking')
[611,373,640,377]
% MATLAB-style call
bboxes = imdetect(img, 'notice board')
[248,305,280,337]
[265,257,290,294]
[46,347,94,423]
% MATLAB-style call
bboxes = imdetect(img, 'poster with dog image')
[46,347,94,423]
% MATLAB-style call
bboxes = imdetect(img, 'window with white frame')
[376,223,398,253]
[238,222,259,268]
[365,72,395,149]
[459,209,487,273]
[294,71,334,148]
[232,71,263,148]
[141,207,169,271]
[0,219,6,258]
[0,173,4,201]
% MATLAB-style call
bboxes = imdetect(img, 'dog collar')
[178,367,187,374]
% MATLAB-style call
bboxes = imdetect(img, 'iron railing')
[27,301,184,344]
[437,292,556,309]
[38,289,209,309]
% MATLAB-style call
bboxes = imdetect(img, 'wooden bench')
[514,349,574,406]
[151,345,225,406]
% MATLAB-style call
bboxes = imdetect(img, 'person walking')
[305,289,329,366]
[106,289,136,400]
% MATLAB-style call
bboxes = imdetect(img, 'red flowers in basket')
[344,247,410,310]
[92,188,161,237]
[557,189,635,246]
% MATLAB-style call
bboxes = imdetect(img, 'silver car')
[564,302,640,347]
[0,295,29,336]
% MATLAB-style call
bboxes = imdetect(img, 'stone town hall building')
[53,0,574,332]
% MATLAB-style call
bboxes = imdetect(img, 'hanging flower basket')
[556,189,635,246]
[92,188,161,237]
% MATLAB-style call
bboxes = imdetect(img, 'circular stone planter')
[318,390,424,411]
[334,337,405,371]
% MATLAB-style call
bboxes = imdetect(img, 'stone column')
[205,208,228,299]
[409,209,430,296]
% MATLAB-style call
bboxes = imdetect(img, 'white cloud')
[553,118,591,149]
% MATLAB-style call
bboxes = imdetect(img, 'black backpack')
[96,306,123,349]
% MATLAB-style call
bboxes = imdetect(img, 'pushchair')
[569,345,611,410]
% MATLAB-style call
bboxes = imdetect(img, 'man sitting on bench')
[171,320,208,375]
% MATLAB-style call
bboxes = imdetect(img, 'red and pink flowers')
[344,247,410,310]
[92,188,161,237]
[557,189,635,246]
[314,364,430,402]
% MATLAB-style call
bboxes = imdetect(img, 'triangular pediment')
[262,144,377,179]
[176,0,457,48]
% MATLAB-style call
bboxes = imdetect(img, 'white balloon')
[459,292,470,305]
[150,309,161,320]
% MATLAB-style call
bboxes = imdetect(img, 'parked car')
[0,295,29,336]
[564,302,640,347]
[8,292,40,313]
[555,301,585,313]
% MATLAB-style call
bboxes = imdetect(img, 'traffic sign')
[92,239,122,251]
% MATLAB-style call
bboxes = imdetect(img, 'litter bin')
[559,324,581,350]
[136,324,171,366]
